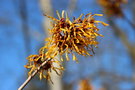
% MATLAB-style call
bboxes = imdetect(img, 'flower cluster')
[25,11,108,82]
[98,0,127,17]
[79,79,93,90]
[24,48,64,83]
[44,11,108,61]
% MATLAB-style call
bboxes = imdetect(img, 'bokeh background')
[0,0,135,90]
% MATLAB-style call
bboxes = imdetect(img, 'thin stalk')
[123,15,135,31]
[18,59,50,90]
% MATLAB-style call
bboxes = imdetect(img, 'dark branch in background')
[19,0,31,56]
[108,19,135,67]
[96,70,135,89]
[123,15,135,31]
[91,70,135,82]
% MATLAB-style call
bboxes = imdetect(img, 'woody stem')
[18,59,50,90]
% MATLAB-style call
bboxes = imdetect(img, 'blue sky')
[0,0,134,90]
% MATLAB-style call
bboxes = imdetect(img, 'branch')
[123,15,135,31]
[19,0,31,56]
[18,59,50,90]
[108,19,135,65]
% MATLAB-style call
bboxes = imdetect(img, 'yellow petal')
[39,71,42,80]
[44,14,59,21]
[65,52,69,61]
[56,10,61,19]
[94,14,103,16]
[60,56,64,61]
[95,21,109,26]
[62,10,65,18]
[72,54,77,61]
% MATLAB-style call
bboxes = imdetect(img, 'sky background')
[0,0,135,90]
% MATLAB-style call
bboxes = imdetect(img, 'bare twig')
[18,59,50,90]
[108,19,135,65]
[19,0,31,56]
[123,15,135,31]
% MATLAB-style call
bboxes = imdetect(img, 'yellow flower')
[98,0,127,17]
[24,50,64,83]
[25,11,108,82]
[79,79,93,90]
[44,11,108,61]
